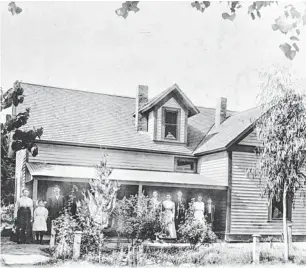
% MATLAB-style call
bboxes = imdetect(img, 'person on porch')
[14,188,34,244]
[46,185,66,232]
[33,200,48,244]
[161,193,177,239]
[174,190,186,235]
[205,197,215,229]
[193,194,205,224]
[151,190,161,211]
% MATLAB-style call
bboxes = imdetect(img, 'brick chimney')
[135,85,149,131]
[215,97,227,128]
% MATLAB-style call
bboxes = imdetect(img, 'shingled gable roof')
[139,84,200,117]
[193,106,262,155]
[17,82,235,156]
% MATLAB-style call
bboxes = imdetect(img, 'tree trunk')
[283,189,289,261]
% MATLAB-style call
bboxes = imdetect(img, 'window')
[164,109,179,140]
[269,195,292,221]
[175,158,197,173]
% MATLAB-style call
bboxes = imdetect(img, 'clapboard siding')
[292,190,306,235]
[28,143,175,172]
[231,151,306,235]
[148,111,155,139]
[213,193,227,232]
[156,97,186,142]
[198,151,228,185]
[15,149,27,199]
[239,130,262,147]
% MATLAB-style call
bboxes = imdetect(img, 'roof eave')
[35,139,195,156]
[193,147,227,156]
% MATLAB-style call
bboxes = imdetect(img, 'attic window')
[163,108,179,140]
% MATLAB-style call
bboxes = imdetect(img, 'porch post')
[225,152,232,241]
[138,183,143,197]
[33,178,38,201]
[252,234,261,264]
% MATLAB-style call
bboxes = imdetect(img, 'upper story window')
[175,157,197,173]
[163,108,180,141]
[268,195,292,221]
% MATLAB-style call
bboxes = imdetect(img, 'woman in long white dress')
[193,195,205,224]
[161,193,177,239]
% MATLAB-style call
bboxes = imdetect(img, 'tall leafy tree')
[1,81,43,204]
[115,1,306,60]
[250,66,306,261]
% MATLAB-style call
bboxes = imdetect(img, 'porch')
[25,163,228,233]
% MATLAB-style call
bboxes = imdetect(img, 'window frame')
[162,107,181,142]
[268,195,292,222]
[174,157,197,173]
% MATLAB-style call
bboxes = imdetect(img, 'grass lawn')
[1,237,305,267]
[36,242,306,267]
[12,262,306,268]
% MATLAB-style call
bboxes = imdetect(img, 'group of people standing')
[151,190,216,239]
[14,185,65,244]
[14,185,216,243]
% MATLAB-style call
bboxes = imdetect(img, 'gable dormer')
[136,84,199,143]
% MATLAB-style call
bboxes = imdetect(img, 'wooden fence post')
[287,223,293,250]
[72,231,83,260]
[49,221,56,250]
[252,234,261,264]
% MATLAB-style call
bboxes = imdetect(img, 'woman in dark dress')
[14,188,34,244]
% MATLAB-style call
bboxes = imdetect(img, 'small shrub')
[178,204,217,248]
[113,194,163,245]
[1,204,14,223]
[53,206,78,259]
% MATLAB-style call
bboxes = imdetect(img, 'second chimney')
[135,85,149,131]
[215,97,227,128]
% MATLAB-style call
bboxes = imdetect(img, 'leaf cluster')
[1,81,43,204]
[115,1,139,19]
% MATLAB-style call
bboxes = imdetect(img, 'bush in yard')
[178,203,217,248]
[53,188,79,259]
[53,155,119,260]
[0,204,15,234]
[113,193,163,246]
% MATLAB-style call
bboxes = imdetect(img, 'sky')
[1,1,306,112]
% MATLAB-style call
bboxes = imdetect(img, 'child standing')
[33,200,48,244]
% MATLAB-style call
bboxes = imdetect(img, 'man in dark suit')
[174,190,186,238]
[205,197,216,230]
[47,185,66,233]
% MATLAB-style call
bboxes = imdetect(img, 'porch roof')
[26,163,228,188]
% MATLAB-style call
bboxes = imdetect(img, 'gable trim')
[154,92,189,113]
[139,84,200,117]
